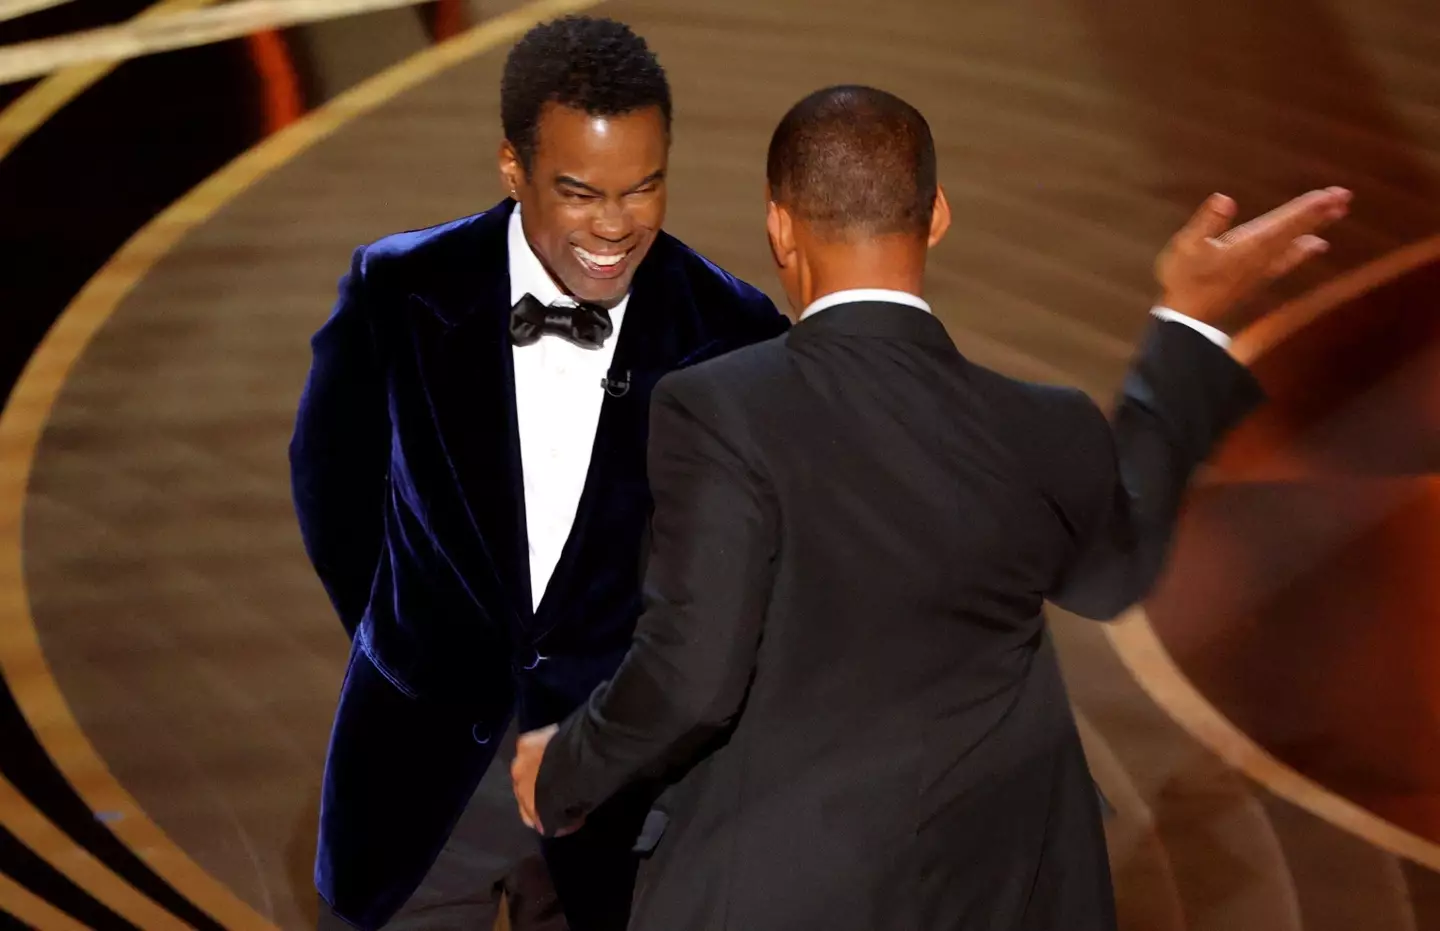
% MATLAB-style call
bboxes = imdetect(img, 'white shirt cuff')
[1150,306,1231,350]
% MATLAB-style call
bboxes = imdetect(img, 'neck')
[800,234,927,308]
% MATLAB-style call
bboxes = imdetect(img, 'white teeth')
[575,246,626,267]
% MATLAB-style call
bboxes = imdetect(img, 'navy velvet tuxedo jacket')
[290,199,787,737]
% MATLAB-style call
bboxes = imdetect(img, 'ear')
[765,197,796,269]
[499,140,525,199]
[927,184,952,248]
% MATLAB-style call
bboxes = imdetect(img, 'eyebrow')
[626,170,666,193]
[554,170,666,196]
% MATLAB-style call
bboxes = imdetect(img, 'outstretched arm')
[1048,319,1263,618]
[1050,186,1351,617]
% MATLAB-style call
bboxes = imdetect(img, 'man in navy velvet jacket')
[289,16,786,931]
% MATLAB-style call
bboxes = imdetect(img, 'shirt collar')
[800,288,931,320]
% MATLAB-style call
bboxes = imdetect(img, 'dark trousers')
[315,651,643,931]
[316,720,565,930]
[538,786,646,931]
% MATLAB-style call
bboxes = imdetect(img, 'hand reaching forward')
[1155,187,1352,334]
[511,724,582,837]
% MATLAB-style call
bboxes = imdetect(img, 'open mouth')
[573,244,633,279]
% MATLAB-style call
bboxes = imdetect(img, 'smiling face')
[500,103,669,306]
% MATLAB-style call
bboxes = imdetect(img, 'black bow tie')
[509,293,614,350]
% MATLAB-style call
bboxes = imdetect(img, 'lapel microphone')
[601,369,631,398]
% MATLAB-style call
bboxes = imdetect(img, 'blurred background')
[0,0,1437,928]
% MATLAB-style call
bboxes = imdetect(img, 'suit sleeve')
[535,374,778,833]
[288,247,391,637]
[1047,319,1265,620]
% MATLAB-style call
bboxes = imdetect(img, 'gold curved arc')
[0,0,602,927]
[1109,231,1440,869]
[0,0,77,25]
[0,0,219,163]
[1230,233,1440,364]
[1105,607,1440,872]
[0,774,189,929]
[1071,710,1187,931]
[0,0,439,86]
[0,2,228,927]
[0,869,89,931]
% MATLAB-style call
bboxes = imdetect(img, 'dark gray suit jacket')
[536,302,1263,931]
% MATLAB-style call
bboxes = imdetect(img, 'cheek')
[547,220,584,254]
[634,193,666,230]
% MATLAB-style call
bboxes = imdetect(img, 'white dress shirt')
[801,288,933,319]
[509,206,629,610]
[800,289,1231,350]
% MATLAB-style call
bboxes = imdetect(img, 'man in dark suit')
[289,16,787,931]
[509,86,1350,930]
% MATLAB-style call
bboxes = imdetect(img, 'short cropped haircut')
[766,85,937,239]
[500,15,672,172]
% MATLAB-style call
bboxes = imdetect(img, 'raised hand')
[1155,187,1352,334]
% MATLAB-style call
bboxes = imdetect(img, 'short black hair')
[501,15,672,172]
[767,85,937,240]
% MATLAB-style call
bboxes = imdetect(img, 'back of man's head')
[766,85,937,242]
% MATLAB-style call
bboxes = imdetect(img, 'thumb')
[1171,193,1236,253]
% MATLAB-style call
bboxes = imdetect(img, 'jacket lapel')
[409,219,723,633]
[533,236,712,628]
[407,201,533,623]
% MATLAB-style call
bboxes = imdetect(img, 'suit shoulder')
[968,363,1100,423]
[658,233,789,344]
[356,210,491,278]
[656,336,788,410]
[963,365,1111,471]
[650,339,786,471]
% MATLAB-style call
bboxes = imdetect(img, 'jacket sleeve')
[1047,319,1265,619]
[534,372,778,833]
[288,247,392,637]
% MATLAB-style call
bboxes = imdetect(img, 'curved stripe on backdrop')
[0,0,76,25]
[0,3,237,927]
[1106,606,1440,872]
[1230,232,1440,364]
[0,0,447,84]
[0,772,188,928]
[0,868,89,931]
[0,0,602,927]
[0,0,218,162]
[5,0,1436,923]
[1113,226,1440,866]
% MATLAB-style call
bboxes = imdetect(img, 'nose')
[591,200,633,243]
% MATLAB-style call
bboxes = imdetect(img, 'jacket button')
[472,725,491,745]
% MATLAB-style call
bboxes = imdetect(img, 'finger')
[1173,193,1237,252]
[517,792,540,832]
[1225,188,1350,255]
[1265,234,1328,279]
[1223,188,1345,248]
